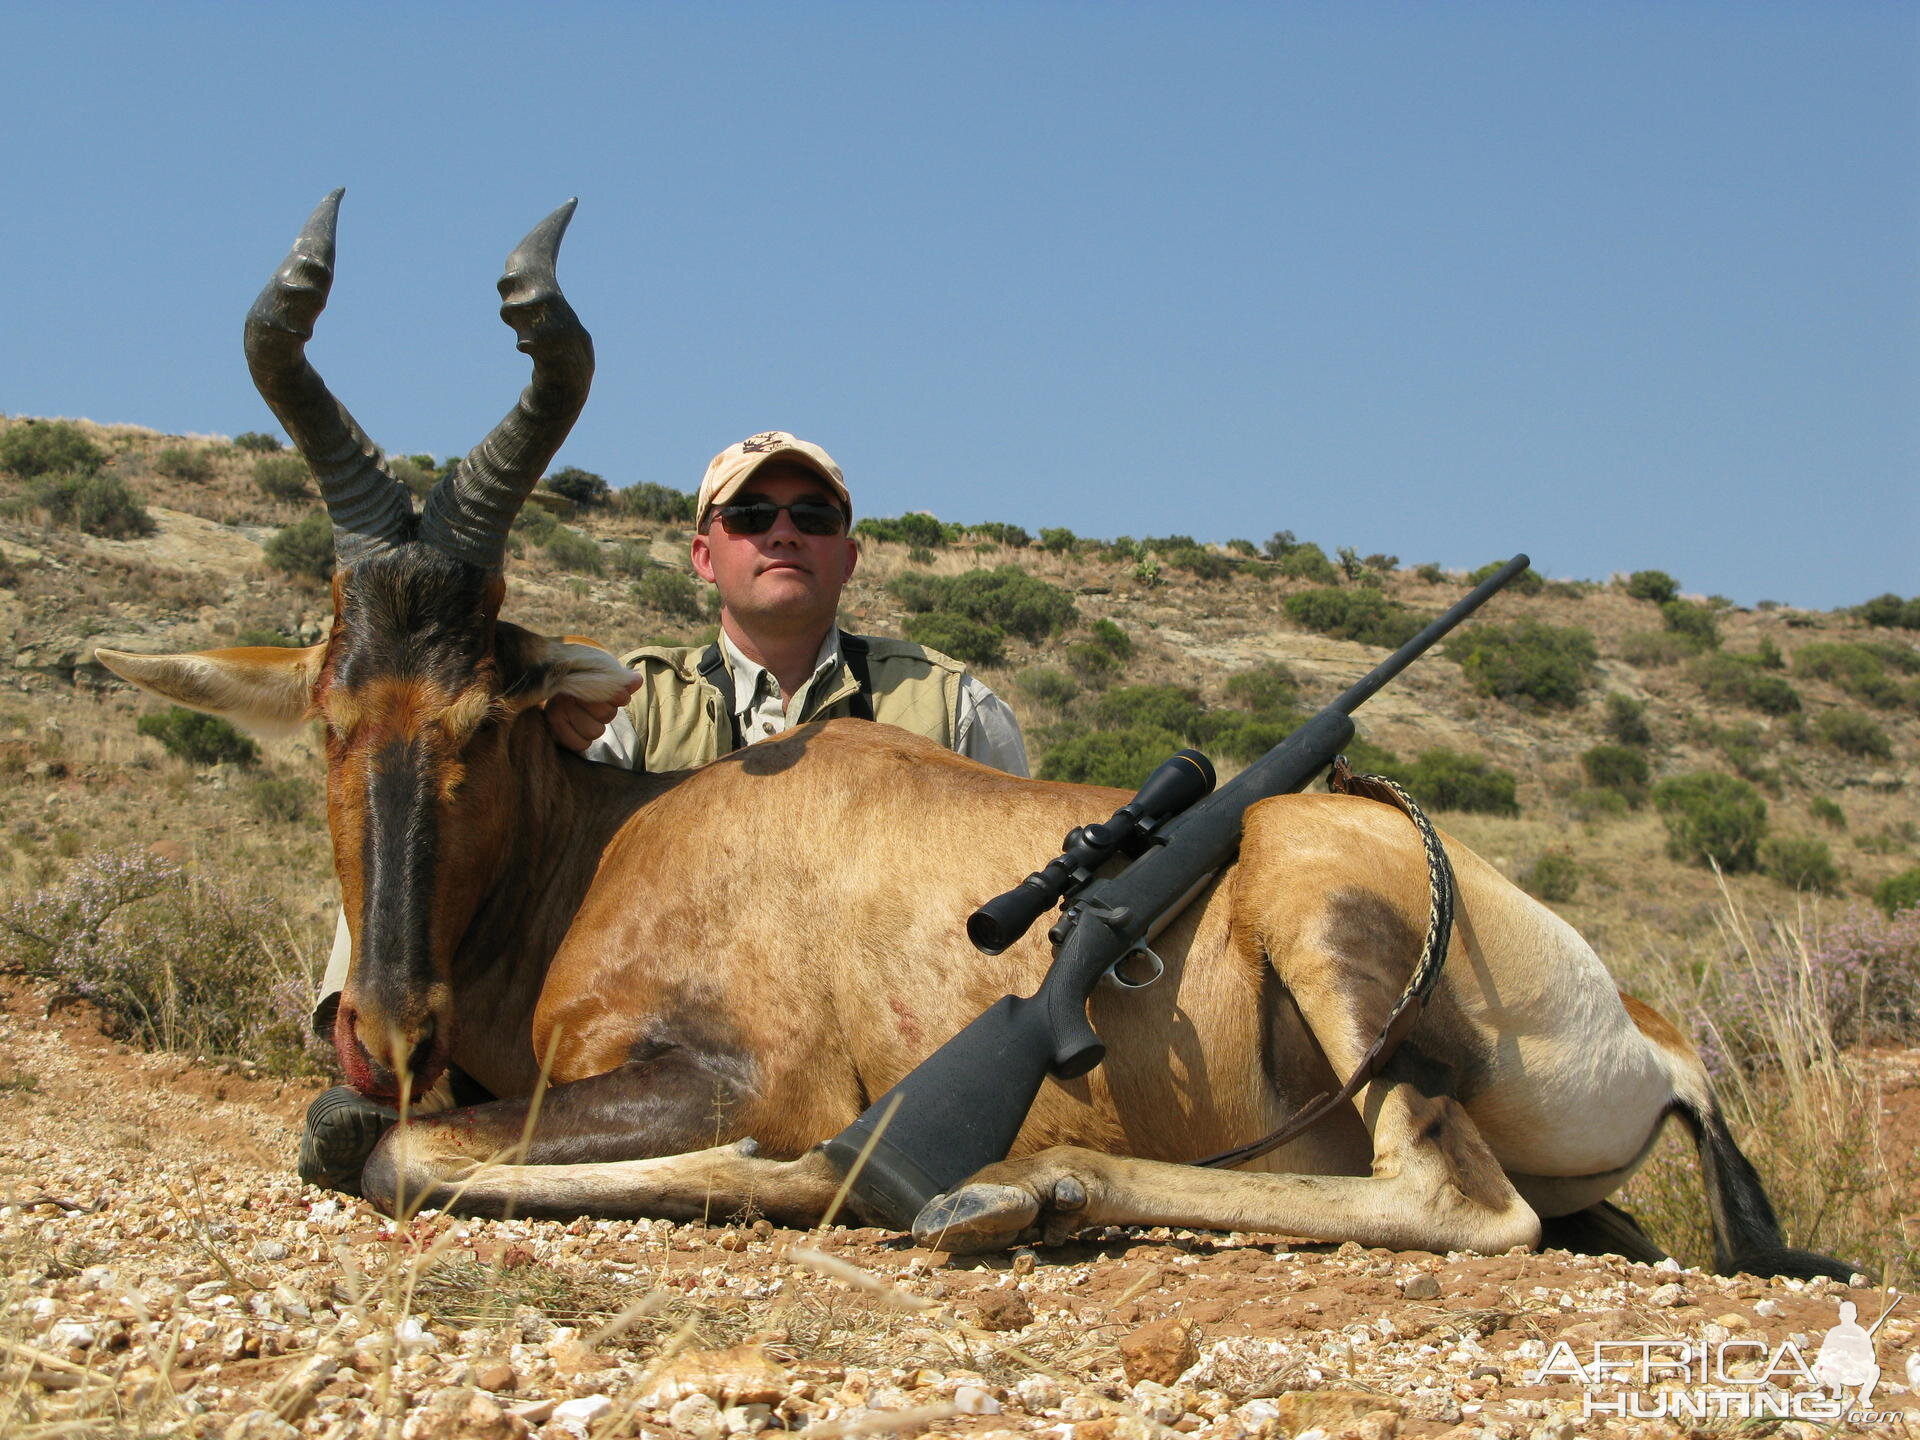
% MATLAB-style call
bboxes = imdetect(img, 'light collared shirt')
[588,628,1029,776]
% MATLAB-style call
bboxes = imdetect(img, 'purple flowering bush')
[1699,905,1920,1075]
[0,850,324,1074]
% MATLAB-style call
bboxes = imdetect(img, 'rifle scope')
[966,748,1215,956]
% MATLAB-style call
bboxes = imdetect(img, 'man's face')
[690,465,858,637]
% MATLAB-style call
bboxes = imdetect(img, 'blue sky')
[3,3,1913,609]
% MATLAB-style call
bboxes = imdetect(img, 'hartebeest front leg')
[357,1049,842,1222]
[367,1130,846,1224]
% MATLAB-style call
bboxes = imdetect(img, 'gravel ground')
[4,987,1916,1440]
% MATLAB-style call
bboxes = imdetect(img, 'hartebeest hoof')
[298,1086,398,1195]
[913,1171,1091,1253]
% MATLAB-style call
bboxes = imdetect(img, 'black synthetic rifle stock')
[821,554,1532,1230]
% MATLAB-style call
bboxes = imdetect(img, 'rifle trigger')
[1105,944,1166,991]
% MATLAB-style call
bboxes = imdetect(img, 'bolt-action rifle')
[820,554,1533,1230]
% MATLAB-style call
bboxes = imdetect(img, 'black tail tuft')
[1673,1097,1862,1281]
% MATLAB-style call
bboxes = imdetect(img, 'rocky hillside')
[3,414,1918,1437]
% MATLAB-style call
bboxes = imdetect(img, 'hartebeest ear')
[94,644,325,739]
[494,623,638,712]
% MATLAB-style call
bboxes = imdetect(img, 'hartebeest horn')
[243,189,416,567]
[417,200,594,572]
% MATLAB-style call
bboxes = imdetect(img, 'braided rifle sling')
[1193,757,1457,1170]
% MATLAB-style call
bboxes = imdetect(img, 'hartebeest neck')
[445,718,678,1097]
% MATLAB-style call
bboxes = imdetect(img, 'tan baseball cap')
[696,432,851,522]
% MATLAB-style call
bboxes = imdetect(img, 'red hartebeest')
[97,195,1851,1277]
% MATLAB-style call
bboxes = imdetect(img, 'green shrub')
[903,611,1003,666]
[1624,570,1680,604]
[1450,619,1597,709]
[1521,851,1580,902]
[1467,559,1544,596]
[1016,667,1077,707]
[1809,796,1847,830]
[388,456,436,498]
[1812,709,1893,760]
[1865,640,1920,675]
[1395,748,1520,815]
[1603,693,1653,747]
[1856,593,1920,631]
[894,566,1077,643]
[1414,562,1447,584]
[1038,527,1077,554]
[137,707,259,767]
[233,627,297,648]
[608,541,653,579]
[541,527,603,575]
[968,522,1031,549]
[232,430,282,453]
[1226,538,1259,558]
[619,481,697,524]
[0,420,104,478]
[857,512,955,548]
[1652,772,1768,871]
[1874,868,1920,917]
[1276,543,1339,584]
[1163,544,1234,580]
[511,504,559,543]
[1065,641,1120,686]
[1689,653,1801,714]
[1753,636,1785,670]
[1791,641,1911,709]
[1224,662,1299,717]
[1039,725,1182,789]
[634,567,709,622]
[264,510,334,580]
[1581,744,1650,806]
[1694,719,1776,789]
[1092,685,1203,737]
[545,465,610,507]
[247,774,315,823]
[1660,599,1720,649]
[154,445,214,483]
[252,451,313,501]
[31,472,155,539]
[1284,587,1426,649]
[1618,631,1698,667]
[1086,618,1133,661]
[1760,835,1840,893]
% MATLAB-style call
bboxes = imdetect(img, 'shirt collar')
[718,628,842,719]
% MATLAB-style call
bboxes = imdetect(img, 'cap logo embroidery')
[738,433,784,453]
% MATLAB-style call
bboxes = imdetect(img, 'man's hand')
[546,674,643,752]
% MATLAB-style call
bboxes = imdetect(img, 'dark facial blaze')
[323,547,508,1102]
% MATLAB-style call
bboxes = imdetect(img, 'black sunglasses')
[711,499,847,537]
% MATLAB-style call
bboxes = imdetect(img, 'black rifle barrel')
[820,553,1531,1230]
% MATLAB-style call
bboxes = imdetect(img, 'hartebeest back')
[97,198,1855,1280]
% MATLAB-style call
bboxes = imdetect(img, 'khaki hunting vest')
[617,635,966,773]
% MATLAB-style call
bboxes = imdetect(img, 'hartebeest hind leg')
[914,1046,1542,1254]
